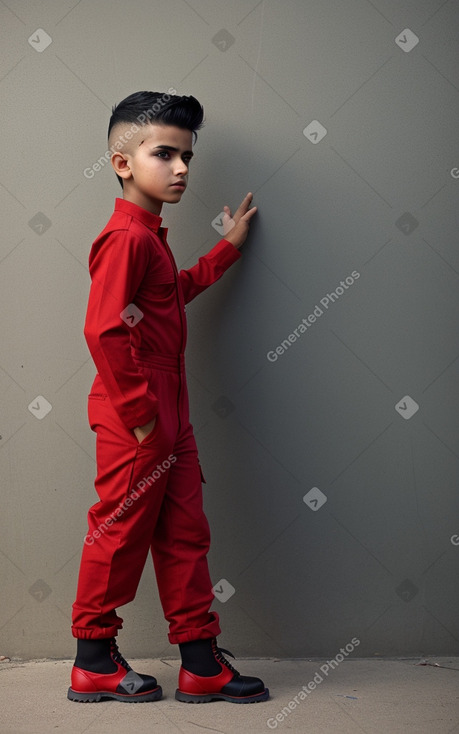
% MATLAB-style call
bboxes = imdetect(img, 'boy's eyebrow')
[140,142,194,157]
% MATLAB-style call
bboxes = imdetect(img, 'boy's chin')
[164,192,185,204]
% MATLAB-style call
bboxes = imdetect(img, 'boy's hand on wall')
[221,192,258,250]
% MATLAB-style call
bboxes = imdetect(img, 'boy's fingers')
[222,211,236,235]
[222,194,255,227]
[241,205,258,222]
[239,193,253,211]
[233,194,254,221]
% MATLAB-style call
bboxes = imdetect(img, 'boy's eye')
[154,152,192,164]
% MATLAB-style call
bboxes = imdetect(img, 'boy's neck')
[122,191,162,216]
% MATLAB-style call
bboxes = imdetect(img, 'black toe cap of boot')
[220,674,268,699]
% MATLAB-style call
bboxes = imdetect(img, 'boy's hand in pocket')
[133,417,156,443]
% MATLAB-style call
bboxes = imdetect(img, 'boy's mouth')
[170,181,186,190]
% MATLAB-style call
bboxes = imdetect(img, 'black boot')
[68,637,162,703]
[176,637,269,703]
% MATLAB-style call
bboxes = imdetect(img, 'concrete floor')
[1,656,458,733]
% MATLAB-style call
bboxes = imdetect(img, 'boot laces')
[212,640,240,677]
[110,638,132,672]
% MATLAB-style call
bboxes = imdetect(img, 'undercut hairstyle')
[108,91,205,189]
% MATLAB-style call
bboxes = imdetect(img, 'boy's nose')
[173,157,188,174]
[174,163,188,176]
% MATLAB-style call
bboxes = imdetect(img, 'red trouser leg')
[71,361,220,643]
[151,418,220,644]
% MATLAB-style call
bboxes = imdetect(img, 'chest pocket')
[142,266,176,300]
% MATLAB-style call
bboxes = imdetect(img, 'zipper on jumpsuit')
[160,231,185,435]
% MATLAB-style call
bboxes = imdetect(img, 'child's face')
[114,124,194,213]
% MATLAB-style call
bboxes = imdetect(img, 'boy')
[68,92,269,704]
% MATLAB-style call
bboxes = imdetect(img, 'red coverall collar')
[114,197,163,233]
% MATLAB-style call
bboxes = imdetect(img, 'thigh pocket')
[88,392,108,432]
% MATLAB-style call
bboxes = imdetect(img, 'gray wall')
[1,0,458,661]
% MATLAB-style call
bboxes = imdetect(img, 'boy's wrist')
[223,235,241,250]
[212,238,243,264]
[133,416,157,444]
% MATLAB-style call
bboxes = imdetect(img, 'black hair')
[108,91,204,188]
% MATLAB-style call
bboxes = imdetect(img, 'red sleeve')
[84,229,159,430]
[179,239,242,304]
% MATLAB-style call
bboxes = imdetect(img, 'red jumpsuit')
[72,197,241,644]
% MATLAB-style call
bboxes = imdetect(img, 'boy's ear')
[111,151,132,182]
